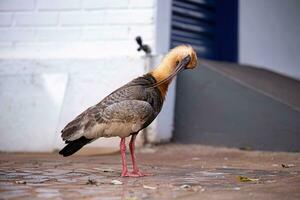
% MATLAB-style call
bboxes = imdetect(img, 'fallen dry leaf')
[180,184,191,189]
[125,197,137,200]
[281,164,295,168]
[143,185,157,190]
[237,175,259,182]
[103,168,115,172]
[15,180,26,184]
[94,168,115,172]
[86,178,99,186]
[239,147,252,151]
[111,180,123,185]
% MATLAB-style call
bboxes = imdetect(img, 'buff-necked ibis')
[59,45,198,177]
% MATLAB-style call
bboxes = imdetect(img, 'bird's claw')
[121,170,152,177]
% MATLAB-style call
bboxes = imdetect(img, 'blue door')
[170,0,238,62]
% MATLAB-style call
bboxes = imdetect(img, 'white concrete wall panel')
[0,73,68,152]
[239,0,300,80]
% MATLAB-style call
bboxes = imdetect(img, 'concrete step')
[174,60,300,152]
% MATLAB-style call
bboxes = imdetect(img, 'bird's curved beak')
[181,55,192,70]
[150,55,191,88]
[167,54,192,76]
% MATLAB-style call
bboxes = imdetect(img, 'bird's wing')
[102,100,154,127]
[61,80,156,141]
[61,106,99,141]
[90,100,154,139]
[77,100,155,140]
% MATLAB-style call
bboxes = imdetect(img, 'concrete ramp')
[174,60,300,152]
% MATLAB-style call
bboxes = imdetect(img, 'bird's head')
[171,45,198,70]
[150,45,198,96]
[151,45,198,85]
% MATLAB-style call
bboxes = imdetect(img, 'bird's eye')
[176,61,179,65]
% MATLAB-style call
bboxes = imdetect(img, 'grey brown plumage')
[59,45,198,176]
[59,74,164,156]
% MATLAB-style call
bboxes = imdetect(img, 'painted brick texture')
[0,0,156,57]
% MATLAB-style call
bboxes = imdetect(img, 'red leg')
[120,138,128,177]
[120,137,141,177]
[129,134,139,173]
[129,134,151,177]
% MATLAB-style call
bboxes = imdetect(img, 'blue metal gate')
[170,0,238,61]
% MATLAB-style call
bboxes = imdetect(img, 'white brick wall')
[83,0,129,9]
[0,0,35,11]
[0,13,12,26]
[0,28,35,42]
[0,0,157,58]
[37,0,81,10]
[15,12,59,26]
[60,11,105,26]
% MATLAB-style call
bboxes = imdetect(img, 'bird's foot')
[121,170,152,177]
[132,170,152,177]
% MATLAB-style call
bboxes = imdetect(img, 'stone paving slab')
[0,144,299,200]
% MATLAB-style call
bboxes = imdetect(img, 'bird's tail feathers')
[59,136,92,157]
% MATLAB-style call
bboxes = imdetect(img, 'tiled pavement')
[0,144,299,200]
